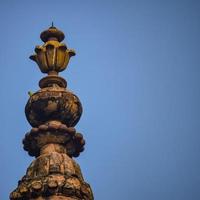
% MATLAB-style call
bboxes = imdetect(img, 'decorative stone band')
[23,121,85,157]
[39,75,67,88]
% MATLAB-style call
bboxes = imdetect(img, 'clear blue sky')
[0,0,200,199]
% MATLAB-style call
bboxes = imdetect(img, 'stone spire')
[10,25,94,200]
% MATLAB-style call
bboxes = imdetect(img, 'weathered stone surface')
[10,152,93,200]
[23,121,85,157]
[10,25,93,200]
[25,86,82,128]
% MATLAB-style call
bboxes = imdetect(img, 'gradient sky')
[0,0,200,199]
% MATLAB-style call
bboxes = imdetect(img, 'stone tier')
[10,151,93,200]
[23,121,85,158]
[25,86,82,128]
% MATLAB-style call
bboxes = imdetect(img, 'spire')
[10,26,93,200]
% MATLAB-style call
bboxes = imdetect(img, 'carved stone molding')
[23,121,85,157]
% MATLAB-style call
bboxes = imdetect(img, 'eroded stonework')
[25,86,82,128]
[10,25,94,200]
[10,149,93,200]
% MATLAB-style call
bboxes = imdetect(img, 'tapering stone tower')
[10,25,93,200]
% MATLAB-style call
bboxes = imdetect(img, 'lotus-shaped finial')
[30,40,75,74]
[30,25,75,74]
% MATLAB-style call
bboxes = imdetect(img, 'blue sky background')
[0,0,200,199]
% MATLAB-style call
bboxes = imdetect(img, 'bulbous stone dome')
[25,86,82,127]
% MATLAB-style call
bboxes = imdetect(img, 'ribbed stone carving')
[30,40,75,74]
[30,26,75,74]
